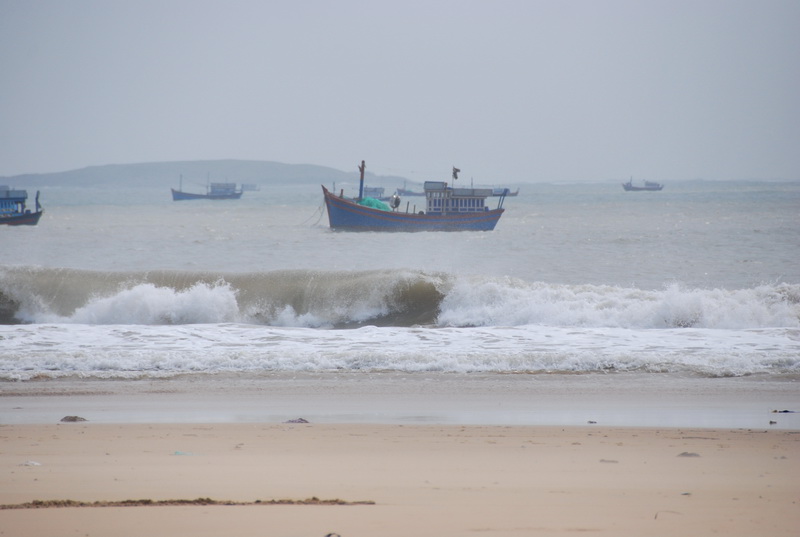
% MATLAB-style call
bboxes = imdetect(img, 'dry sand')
[1,421,798,536]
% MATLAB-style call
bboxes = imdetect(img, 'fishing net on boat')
[357,197,391,211]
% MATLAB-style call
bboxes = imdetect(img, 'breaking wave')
[1,266,798,329]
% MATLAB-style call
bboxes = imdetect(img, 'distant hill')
[0,160,411,189]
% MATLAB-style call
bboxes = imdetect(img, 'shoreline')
[2,371,799,429]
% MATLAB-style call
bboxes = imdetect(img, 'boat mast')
[358,160,366,201]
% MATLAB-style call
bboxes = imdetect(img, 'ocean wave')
[1,266,798,329]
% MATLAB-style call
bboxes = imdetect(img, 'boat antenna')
[358,160,366,201]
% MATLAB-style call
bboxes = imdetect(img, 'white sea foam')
[35,282,242,325]
[437,280,799,329]
[1,322,797,380]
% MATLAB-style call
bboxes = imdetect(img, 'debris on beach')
[0,497,375,510]
[677,452,701,457]
[60,416,87,422]
[285,418,310,423]
[654,510,682,520]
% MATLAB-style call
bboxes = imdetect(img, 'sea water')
[1,180,798,409]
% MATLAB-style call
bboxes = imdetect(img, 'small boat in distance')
[171,176,243,200]
[396,182,425,196]
[0,186,43,226]
[492,187,519,197]
[363,186,392,201]
[322,161,506,232]
[622,178,664,191]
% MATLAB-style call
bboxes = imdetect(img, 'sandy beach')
[1,422,798,537]
[1,373,798,536]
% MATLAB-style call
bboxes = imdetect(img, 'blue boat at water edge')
[0,186,43,226]
[322,161,506,232]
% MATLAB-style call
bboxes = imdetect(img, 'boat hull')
[0,210,43,226]
[171,188,243,200]
[322,186,503,232]
[622,182,663,191]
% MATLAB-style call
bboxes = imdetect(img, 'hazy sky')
[1,0,798,183]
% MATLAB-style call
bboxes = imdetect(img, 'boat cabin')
[208,183,239,195]
[423,181,494,214]
[0,186,30,216]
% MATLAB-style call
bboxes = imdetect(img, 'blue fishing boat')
[0,186,43,226]
[171,176,243,200]
[322,161,506,232]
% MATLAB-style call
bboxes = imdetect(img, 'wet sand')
[2,371,800,428]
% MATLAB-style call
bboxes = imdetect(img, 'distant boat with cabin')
[322,161,506,232]
[0,186,43,226]
[362,186,392,201]
[171,176,243,200]
[622,178,664,191]
[396,182,425,196]
[492,187,519,197]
